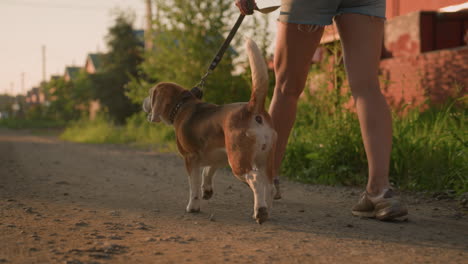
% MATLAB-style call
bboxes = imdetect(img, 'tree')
[43,77,82,121]
[93,12,143,124]
[127,0,251,105]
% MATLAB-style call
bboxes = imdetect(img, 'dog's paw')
[254,207,269,224]
[186,200,200,213]
[186,208,200,213]
[202,189,213,200]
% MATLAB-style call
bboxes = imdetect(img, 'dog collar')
[169,90,195,124]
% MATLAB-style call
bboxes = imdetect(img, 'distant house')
[84,53,105,120]
[58,29,145,120]
[84,53,104,74]
[64,66,82,82]
[25,87,45,105]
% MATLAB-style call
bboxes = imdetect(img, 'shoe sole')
[376,208,408,221]
[352,209,408,221]
[351,210,375,218]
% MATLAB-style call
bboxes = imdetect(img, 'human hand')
[235,0,257,15]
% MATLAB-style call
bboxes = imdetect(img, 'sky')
[0,0,280,96]
[0,0,146,96]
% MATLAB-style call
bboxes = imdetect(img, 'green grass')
[60,113,176,152]
[282,103,367,186]
[282,99,467,194]
[390,102,467,194]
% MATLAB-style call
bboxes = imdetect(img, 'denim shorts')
[278,0,386,25]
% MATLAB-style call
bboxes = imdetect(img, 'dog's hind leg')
[185,158,202,213]
[201,166,217,200]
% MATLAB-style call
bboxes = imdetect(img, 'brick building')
[318,0,468,111]
[386,0,467,18]
[381,8,467,109]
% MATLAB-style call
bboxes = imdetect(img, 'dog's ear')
[150,87,162,123]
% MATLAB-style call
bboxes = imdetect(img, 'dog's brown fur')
[143,39,277,224]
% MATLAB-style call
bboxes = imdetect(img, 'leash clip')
[191,70,212,99]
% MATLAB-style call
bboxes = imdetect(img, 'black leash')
[190,1,280,99]
[190,13,246,99]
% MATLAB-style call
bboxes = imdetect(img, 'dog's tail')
[245,38,269,113]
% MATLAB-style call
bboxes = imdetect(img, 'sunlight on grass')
[60,113,176,152]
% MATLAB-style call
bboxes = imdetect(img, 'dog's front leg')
[245,169,271,224]
[185,159,202,213]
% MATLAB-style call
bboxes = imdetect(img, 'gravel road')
[0,128,466,264]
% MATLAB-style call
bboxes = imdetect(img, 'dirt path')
[0,128,466,264]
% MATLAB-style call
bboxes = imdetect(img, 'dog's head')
[142,82,186,125]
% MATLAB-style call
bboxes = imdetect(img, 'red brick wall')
[322,1,467,44]
[386,0,466,19]
[384,11,468,58]
[379,46,468,110]
[383,11,421,58]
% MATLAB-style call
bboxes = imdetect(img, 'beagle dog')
[143,39,277,224]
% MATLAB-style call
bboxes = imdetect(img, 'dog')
[142,39,277,224]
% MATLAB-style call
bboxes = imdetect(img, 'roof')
[64,67,82,81]
[133,29,145,46]
[86,53,104,73]
[89,54,103,70]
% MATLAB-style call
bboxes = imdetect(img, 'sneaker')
[274,179,282,200]
[352,189,408,221]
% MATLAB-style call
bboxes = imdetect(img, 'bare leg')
[269,22,324,196]
[335,14,391,196]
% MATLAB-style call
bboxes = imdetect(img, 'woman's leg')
[334,13,391,196]
[269,22,324,198]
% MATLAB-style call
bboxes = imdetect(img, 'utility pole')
[10,82,20,116]
[21,72,25,95]
[42,45,46,83]
[9,82,14,95]
[145,0,153,51]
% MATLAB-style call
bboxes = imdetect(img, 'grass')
[281,103,367,186]
[282,98,467,195]
[390,102,467,194]
[60,113,176,152]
